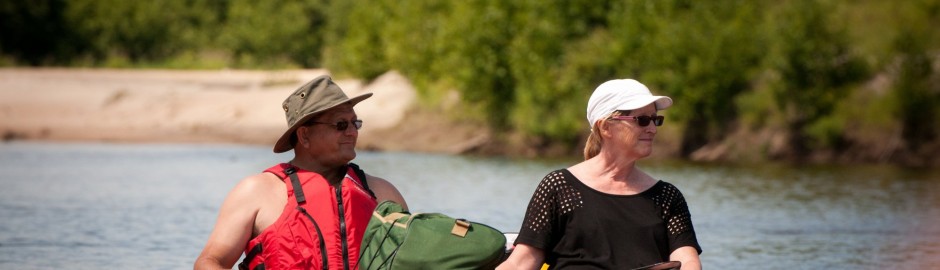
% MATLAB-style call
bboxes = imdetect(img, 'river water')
[0,142,937,269]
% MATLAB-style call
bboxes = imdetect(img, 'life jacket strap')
[348,163,376,199]
[285,166,328,270]
[238,243,265,270]
[285,166,306,204]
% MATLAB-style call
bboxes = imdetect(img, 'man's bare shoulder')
[363,174,392,187]
[228,172,284,200]
[363,173,408,210]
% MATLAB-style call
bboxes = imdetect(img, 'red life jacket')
[239,163,378,270]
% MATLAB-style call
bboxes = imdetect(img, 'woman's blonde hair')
[583,121,604,160]
[583,110,631,160]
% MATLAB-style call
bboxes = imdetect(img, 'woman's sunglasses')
[307,119,363,131]
[609,115,665,127]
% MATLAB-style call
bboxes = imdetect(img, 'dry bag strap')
[376,211,471,237]
[364,216,406,269]
[378,212,410,224]
[285,166,329,270]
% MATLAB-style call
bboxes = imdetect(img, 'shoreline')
[3,68,936,168]
[0,68,484,155]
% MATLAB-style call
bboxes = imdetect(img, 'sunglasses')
[307,119,363,131]
[609,115,665,127]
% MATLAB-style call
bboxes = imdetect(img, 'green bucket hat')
[273,75,372,153]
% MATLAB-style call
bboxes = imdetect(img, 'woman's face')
[603,103,659,159]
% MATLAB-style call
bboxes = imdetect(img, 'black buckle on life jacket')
[238,243,264,270]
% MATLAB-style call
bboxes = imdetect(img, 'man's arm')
[365,174,408,210]
[194,175,269,270]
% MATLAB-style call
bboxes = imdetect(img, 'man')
[194,75,408,270]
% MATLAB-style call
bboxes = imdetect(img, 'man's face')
[297,103,359,167]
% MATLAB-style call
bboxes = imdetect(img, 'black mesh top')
[515,169,702,269]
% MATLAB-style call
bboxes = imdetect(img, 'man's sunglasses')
[609,115,665,127]
[307,119,363,131]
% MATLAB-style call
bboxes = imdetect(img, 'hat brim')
[614,96,673,111]
[272,92,373,153]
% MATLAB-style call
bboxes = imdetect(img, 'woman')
[498,79,702,269]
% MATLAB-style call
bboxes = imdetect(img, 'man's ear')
[296,126,309,147]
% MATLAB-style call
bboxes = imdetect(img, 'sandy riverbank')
[0,68,488,154]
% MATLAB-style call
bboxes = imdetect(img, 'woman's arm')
[669,246,701,270]
[496,244,545,270]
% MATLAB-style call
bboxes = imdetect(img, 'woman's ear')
[598,119,613,138]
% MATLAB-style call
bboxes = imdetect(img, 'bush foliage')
[1,0,937,162]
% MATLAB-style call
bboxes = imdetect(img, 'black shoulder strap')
[348,163,376,199]
[284,165,328,270]
[284,166,306,204]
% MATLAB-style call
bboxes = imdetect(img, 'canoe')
[502,233,681,270]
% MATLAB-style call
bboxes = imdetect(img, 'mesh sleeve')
[515,170,567,250]
[656,183,702,254]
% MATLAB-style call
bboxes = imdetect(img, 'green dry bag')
[358,201,507,270]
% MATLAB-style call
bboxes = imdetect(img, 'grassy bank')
[2,0,938,166]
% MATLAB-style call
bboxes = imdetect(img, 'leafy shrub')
[762,0,869,155]
[3,0,939,162]
[221,0,327,68]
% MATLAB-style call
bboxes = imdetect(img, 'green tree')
[221,0,328,68]
[507,0,615,144]
[61,0,226,66]
[0,0,87,65]
[324,0,392,78]
[66,0,188,63]
[764,0,868,157]
[365,0,455,96]
[891,1,940,154]
[434,0,515,128]
[608,0,764,156]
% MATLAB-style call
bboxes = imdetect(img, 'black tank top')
[515,169,702,269]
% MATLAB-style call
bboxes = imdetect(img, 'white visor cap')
[586,79,673,127]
